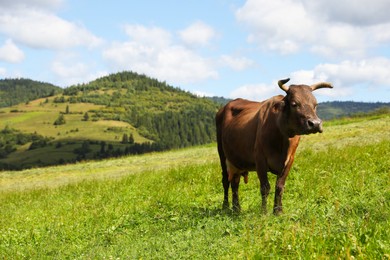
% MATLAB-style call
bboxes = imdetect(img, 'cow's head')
[277,78,333,136]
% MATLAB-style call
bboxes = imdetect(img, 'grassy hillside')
[0,72,219,170]
[0,113,389,258]
[0,96,150,169]
[64,72,219,147]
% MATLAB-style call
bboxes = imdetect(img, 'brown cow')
[216,78,333,215]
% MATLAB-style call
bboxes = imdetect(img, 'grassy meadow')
[0,97,151,169]
[0,114,389,259]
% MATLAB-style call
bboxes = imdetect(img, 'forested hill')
[317,101,390,120]
[62,71,219,149]
[0,78,62,107]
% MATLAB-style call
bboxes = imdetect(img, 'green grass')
[0,97,151,169]
[1,116,389,259]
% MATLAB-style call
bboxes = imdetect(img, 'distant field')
[0,97,151,169]
[0,114,389,258]
[0,98,143,142]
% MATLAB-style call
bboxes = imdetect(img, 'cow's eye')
[291,101,298,107]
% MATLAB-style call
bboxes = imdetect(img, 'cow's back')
[216,96,284,171]
[216,98,264,170]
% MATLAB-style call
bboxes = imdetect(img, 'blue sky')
[1,0,390,102]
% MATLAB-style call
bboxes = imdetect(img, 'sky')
[1,0,390,102]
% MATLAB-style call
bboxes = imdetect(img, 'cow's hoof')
[273,207,283,216]
[233,204,241,213]
[222,201,229,210]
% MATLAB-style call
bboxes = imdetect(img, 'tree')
[100,141,106,153]
[121,133,129,144]
[73,141,91,156]
[54,114,66,125]
[83,112,89,121]
[129,133,135,144]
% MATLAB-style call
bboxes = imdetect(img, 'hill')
[317,101,390,120]
[0,113,389,258]
[0,72,219,170]
[0,78,62,107]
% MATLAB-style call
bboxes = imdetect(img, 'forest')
[0,78,61,107]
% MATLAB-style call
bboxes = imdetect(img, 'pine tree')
[83,112,89,121]
[122,133,129,144]
[129,133,135,144]
[53,114,66,125]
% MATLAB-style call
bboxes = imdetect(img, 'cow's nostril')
[307,120,315,128]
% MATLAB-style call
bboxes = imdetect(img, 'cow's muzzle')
[306,118,323,133]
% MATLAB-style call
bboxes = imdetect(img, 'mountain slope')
[62,71,219,148]
[0,72,220,170]
[0,78,62,107]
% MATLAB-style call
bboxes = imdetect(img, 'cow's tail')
[216,107,227,174]
[216,106,229,209]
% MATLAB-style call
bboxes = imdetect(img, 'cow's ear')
[274,100,285,111]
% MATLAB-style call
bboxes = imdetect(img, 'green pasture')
[0,114,389,258]
[0,97,146,143]
[0,97,151,169]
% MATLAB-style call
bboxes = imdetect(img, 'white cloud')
[51,52,108,86]
[0,39,24,63]
[1,0,64,10]
[290,58,390,98]
[236,0,390,58]
[236,0,315,54]
[0,3,101,49]
[179,21,217,47]
[229,57,390,101]
[103,24,218,85]
[315,58,390,87]
[302,0,390,25]
[220,55,254,71]
[229,83,280,100]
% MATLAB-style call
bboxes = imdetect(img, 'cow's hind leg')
[231,174,241,212]
[222,168,230,210]
[217,144,229,209]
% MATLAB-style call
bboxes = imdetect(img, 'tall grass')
[1,116,389,258]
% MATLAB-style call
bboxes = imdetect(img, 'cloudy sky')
[1,0,390,102]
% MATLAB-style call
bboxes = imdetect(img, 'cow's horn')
[310,82,333,91]
[278,78,290,92]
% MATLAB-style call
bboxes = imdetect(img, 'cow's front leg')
[231,174,241,212]
[274,164,293,215]
[273,175,286,215]
[258,172,270,214]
